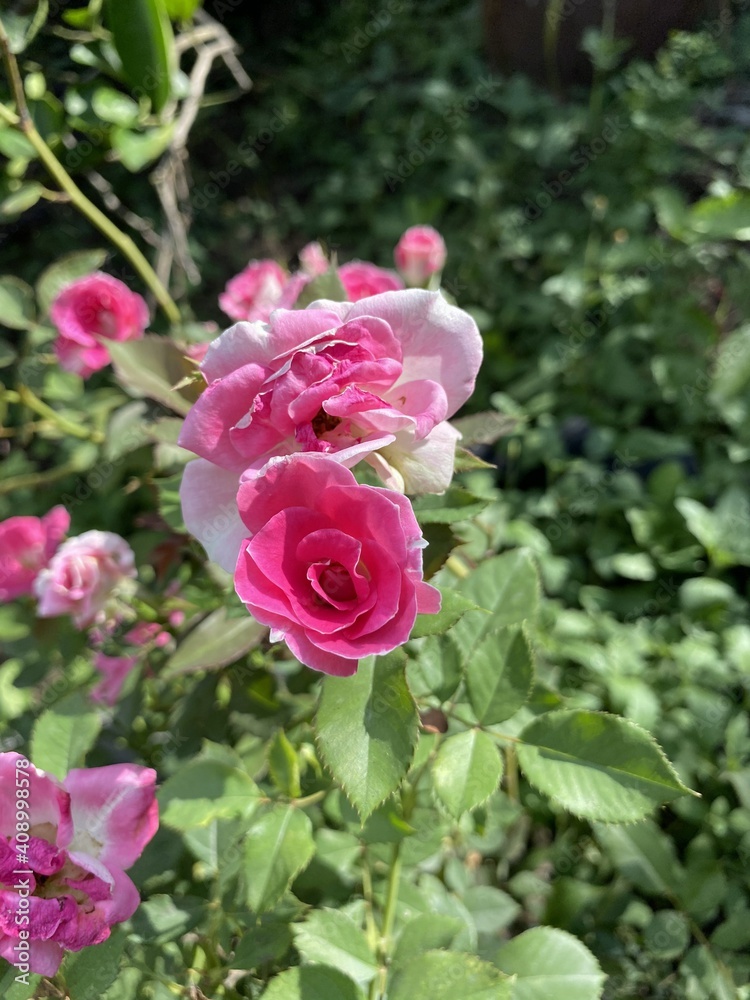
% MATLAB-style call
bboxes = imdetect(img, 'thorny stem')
[0,19,181,325]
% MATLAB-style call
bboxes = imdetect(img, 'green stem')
[0,21,181,326]
[10,386,103,441]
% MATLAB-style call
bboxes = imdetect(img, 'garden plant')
[0,1,749,999]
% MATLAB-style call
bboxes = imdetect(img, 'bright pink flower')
[233,454,440,675]
[34,531,136,629]
[0,752,157,976]
[299,241,329,277]
[338,261,404,301]
[124,621,161,647]
[51,272,149,378]
[395,225,447,286]
[0,506,69,602]
[218,260,289,322]
[178,290,482,568]
[90,653,138,706]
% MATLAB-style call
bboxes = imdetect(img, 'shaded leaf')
[432,730,503,817]
[244,805,315,912]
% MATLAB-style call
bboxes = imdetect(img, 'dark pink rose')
[338,261,404,300]
[51,272,149,378]
[218,260,289,322]
[395,225,447,286]
[34,531,136,629]
[232,454,440,675]
[0,752,158,976]
[0,506,69,602]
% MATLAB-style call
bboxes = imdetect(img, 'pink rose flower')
[232,454,440,675]
[338,261,404,301]
[0,507,69,602]
[0,752,158,976]
[178,290,482,569]
[299,241,329,277]
[51,272,149,379]
[218,260,289,322]
[90,653,138,706]
[395,225,447,286]
[34,531,136,629]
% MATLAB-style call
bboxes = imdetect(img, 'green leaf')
[593,819,684,895]
[452,550,539,661]
[104,0,174,113]
[407,633,463,703]
[432,730,503,818]
[388,950,513,1000]
[1,2,48,54]
[164,0,203,19]
[293,909,378,986]
[687,189,750,240]
[316,651,418,820]
[234,920,293,970]
[261,966,365,1000]
[516,710,695,823]
[393,914,464,966]
[31,691,102,779]
[463,886,520,936]
[0,276,35,330]
[410,588,480,639]
[494,927,605,1000]
[244,805,316,912]
[466,626,535,725]
[0,182,44,219]
[129,894,205,944]
[62,926,127,1000]
[163,608,266,677]
[451,410,519,447]
[267,729,302,799]
[108,336,201,414]
[412,485,490,524]
[295,267,348,308]
[36,250,108,315]
[92,86,141,127]
[0,965,41,1000]
[111,124,175,171]
[158,759,260,830]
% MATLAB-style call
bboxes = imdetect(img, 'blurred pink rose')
[34,531,136,629]
[0,506,69,602]
[178,290,482,569]
[51,272,149,378]
[90,653,138,706]
[233,454,440,675]
[299,241,329,277]
[338,261,404,300]
[395,225,447,286]
[0,752,158,976]
[218,260,289,322]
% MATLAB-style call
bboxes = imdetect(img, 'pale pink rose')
[338,261,404,300]
[0,752,158,976]
[90,653,138,706]
[0,506,69,602]
[299,241,329,277]
[395,225,447,286]
[218,259,289,322]
[51,272,149,378]
[178,290,482,569]
[34,531,136,629]
[233,454,440,675]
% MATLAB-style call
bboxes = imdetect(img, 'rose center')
[311,407,342,438]
[318,562,356,602]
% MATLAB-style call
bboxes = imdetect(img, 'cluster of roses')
[48,225,447,379]
[0,510,165,706]
[176,228,483,676]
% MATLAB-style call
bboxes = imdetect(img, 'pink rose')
[218,259,289,322]
[51,272,149,378]
[178,290,482,569]
[0,506,69,602]
[90,653,139,706]
[232,454,440,675]
[0,752,158,976]
[34,531,136,629]
[395,225,447,286]
[338,261,404,301]
[299,241,329,277]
